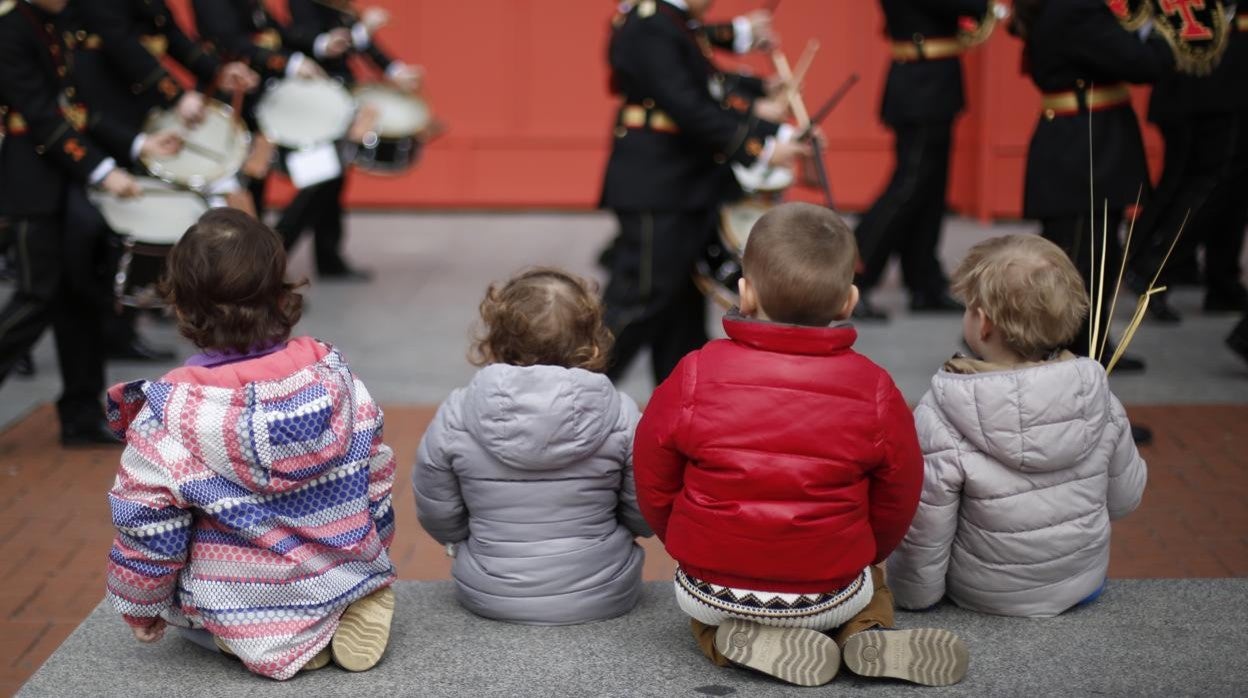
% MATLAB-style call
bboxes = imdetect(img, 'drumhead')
[256,79,356,148]
[90,178,207,246]
[142,101,250,190]
[353,84,431,137]
[719,199,773,255]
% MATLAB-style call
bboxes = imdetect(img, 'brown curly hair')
[160,208,304,353]
[470,268,613,372]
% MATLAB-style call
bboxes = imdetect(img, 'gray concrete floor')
[1,211,1245,430]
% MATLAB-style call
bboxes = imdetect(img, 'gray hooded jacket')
[413,364,651,625]
[887,356,1146,617]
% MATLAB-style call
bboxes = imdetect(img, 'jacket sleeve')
[193,0,292,77]
[85,111,141,167]
[106,418,191,629]
[868,373,925,564]
[77,1,185,108]
[412,398,469,544]
[615,394,654,538]
[1061,3,1175,84]
[160,9,222,87]
[913,0,990,18]
[1105,394,1146,520]
[284,0,327,55]
[633,354,694,542]
[0,29,108,180]
[624,22,779,166]
[357,388,396,548]
[887,394,965,609]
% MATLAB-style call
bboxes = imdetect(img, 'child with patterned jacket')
[634,203,968,688]
[105,209,397,680]
[414,268,652,625]
[888,235,1147,617]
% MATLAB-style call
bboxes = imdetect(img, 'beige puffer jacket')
[887,355,1146,618]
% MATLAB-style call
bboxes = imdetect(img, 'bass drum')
[693,198,774,309]
[90,178,208,308]
[351,83,433,174]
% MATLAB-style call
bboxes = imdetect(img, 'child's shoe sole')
[332,586,396,672]
[842,628,968,686]
[302,646,332,672]
[714,619,839,687]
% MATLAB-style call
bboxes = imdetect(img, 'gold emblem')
[253,29,281,50]
[139,34,169,57]
[745,138,763,158]
[62,102,88,131]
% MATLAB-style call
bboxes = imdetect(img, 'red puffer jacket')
[635,315,923,594]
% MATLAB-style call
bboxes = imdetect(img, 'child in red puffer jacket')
[634,203,968,688]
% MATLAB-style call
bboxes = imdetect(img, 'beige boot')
[301,646,332,672]
[331,586,396,672]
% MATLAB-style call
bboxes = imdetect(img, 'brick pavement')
[0,403,1245,694]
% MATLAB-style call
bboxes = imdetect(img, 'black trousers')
[1042,214,1125,359]
[1129,115,1245,297]
[854,120,954,296]
[0,189,108,428]
[276,176,349,274]
[603,209,715,385]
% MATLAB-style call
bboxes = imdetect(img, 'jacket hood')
[928,356,1112,473]
[459,364,622,471]
[107,337,363,494]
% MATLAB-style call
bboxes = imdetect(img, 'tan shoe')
[714,619,840,687]
[213,636,236,657]
[331,586,396,672]
[842,628,969,686]
[302,646,332,672]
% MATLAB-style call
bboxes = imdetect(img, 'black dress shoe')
[1227,324,1248,367]
[1131,424,1154,446]
[319,266,374,282]
[909,291,963,314]
[1106,352,1147,374]
[107,337,176,362]
[1145,293,1183,324]
[852,298,890,323]
[61,420,123,447]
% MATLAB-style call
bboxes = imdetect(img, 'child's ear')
[839,284,860,320]
[976,307,994,342]
[738,277,758,317]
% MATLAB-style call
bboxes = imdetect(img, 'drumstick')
[178,139,227,161]
[764,0,782,12]
[790,40,819,92]
[798,73,860,139]
[771,51,809,128]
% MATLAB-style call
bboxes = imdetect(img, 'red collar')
[722,313,858,356]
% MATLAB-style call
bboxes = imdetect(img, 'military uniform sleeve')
[914,0,990,18]
[158,4,221,87]
[625,22,779,166]
[86,110,142,167]
[78,0,185,108]
[0,22,108,180]
[283,0,324,55]
[193,0,291,78]
[1061,2,1175,83]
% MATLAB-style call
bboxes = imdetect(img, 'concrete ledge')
[20,580,1248,697]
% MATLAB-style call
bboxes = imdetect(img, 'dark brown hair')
[470,268,613,372]
[741,202,857,326]
[161,208,304,353]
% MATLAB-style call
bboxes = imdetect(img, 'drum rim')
[140,100,251,191]
[352,82,431,138]
[89,178,209,245]
[719,198,774,254]
[256,78,357,149]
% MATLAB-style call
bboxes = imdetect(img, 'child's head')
[162,208,303,354]
[739,202,859,326]
[471,268,613,372]
[952,234,1088,363]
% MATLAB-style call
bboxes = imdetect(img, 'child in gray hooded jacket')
[414,268,652,625]
[888,235,1147,618]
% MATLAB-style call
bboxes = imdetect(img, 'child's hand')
[131,619,167,643]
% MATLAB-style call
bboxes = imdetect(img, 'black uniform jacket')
[1022,0,1174,219]
[192,0,312,80]
[0,1,138,217]
[600,0,780,212]
[879,0,988,126]
[1149,16,1248,122]
[69,0,220,130]
[285,0,395,84]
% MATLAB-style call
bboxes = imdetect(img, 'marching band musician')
[1011,0,1183,390]
[274,0,425,281]
[66,0,261,363]
[1128,3,1247,323]
[852,0,993,322]
[0,0,180,445]
[599,0,806,385]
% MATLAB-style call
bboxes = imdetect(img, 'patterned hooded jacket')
[104,337,397,680]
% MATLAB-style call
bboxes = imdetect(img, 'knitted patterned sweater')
[105,337,397,680]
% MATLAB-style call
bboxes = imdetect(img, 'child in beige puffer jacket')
[888,235,1147,618]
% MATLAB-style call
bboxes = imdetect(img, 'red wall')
[166,0,1162,218]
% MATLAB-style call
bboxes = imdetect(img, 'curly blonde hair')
[952,235,1089,360]
[470,268,614,372]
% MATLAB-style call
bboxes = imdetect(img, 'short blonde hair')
[951,235,1088,360]
[742,203,857,326]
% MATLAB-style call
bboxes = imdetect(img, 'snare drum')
[142,101,250,191]
[256,78,356,149]
[351,83,433,174]
[693,199,775,309]
[90,178,207,308]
